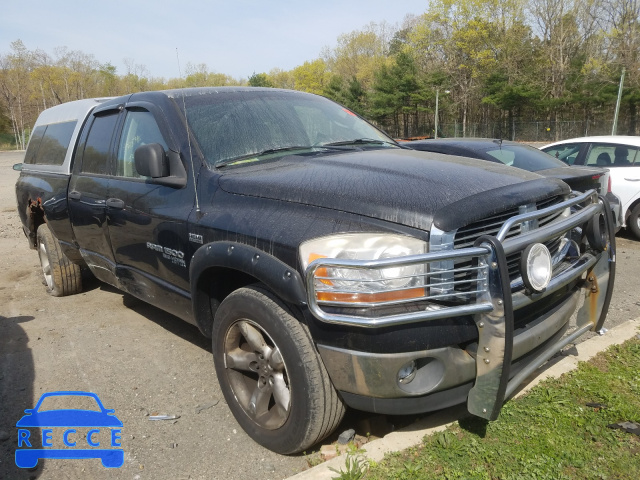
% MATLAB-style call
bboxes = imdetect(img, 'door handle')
[623,178,640,182]
[106,198,125,209]
[68,190,81,200]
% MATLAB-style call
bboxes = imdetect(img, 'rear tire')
[36,224,82,296]
[629,204,640,240]
[212,285,345,454]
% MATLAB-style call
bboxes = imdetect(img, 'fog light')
[397,360,417,384]
[520,243,552,293]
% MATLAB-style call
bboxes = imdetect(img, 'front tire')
[212,285,345,454]
[629,203,640,240]
[36,224,82,296]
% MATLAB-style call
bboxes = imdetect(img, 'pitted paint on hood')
[218,149,566,231]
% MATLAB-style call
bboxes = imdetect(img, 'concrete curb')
[288,317,640,480]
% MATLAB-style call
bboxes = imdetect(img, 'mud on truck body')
[15,88,615,454]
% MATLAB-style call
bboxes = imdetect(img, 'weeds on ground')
[304,450,324,468]
[330,443,370,479]
[365,336,640,479]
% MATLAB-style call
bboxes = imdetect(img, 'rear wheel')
[212,285,345,454]
[629,204,640,240]
[36,224,82,296]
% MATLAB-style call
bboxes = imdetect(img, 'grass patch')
[363,336,640,480]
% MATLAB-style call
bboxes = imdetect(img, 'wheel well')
[625,198,640,222]
[193,267,260,338]
[28,199,46,248]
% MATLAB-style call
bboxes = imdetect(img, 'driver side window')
[543,143,581,165]
[117,110,168,178]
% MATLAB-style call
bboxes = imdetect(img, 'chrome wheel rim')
[223,319,291,429]
[38,241,53,290]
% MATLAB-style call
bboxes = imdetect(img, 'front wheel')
[628,203,640,240]
[212,285,345,454]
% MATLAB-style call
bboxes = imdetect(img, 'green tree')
[292,59,329,94]
[323,75,368,116]
[98,63,119,96]
[268,68,294,89]
[371,51,427,138]
[482,73,541,138]
[248,72,273,87]
[185,63,240,87]
[2,3,639,143]
[322,22,395,90]
[407,1,510,135]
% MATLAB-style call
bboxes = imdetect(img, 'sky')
[1,0,429,80]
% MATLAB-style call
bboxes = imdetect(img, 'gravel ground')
[0,149,638,480]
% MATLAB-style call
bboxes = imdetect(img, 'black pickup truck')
[14,87,615,454]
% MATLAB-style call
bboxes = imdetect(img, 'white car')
[541,136,640,239]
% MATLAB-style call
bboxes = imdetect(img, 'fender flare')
[189,242,307,336]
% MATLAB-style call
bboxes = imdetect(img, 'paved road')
[1,150,638,480]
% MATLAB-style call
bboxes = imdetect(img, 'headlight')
[520,243,552,293]
[300,233,427,304]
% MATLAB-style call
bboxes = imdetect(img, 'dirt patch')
[0,152,312,480]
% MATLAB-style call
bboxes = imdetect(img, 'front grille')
[454,196,564,249]
[434,196,566,297]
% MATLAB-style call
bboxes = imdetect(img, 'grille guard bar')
[305,190,601,328]
[304,190,615,420]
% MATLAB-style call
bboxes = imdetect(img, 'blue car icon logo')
[15,391,123,468]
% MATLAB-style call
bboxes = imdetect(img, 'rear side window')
[584,143,640,167]
[80,113,119,175]
[23,126,47,164]
[33,121,77,165]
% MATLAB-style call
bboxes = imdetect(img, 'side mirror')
[13,163,23,171]
[134,143,187,188]
[134,143,169,178]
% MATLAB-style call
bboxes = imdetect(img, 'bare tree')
[599,0,640,133]
[0,41,34,149]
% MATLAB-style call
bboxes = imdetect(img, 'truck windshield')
[179,90,394,167]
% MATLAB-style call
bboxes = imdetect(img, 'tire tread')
[245,285,346,452]
[213,285,345,454]
[37,224,83,297]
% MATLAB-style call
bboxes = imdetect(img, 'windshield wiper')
[216,146,317,168]
[321,138,398,147]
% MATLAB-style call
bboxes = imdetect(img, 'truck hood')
[218,149,569,232]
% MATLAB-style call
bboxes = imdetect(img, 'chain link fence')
[436,119,626,142]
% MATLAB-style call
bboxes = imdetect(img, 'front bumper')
[306,191,615,420]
